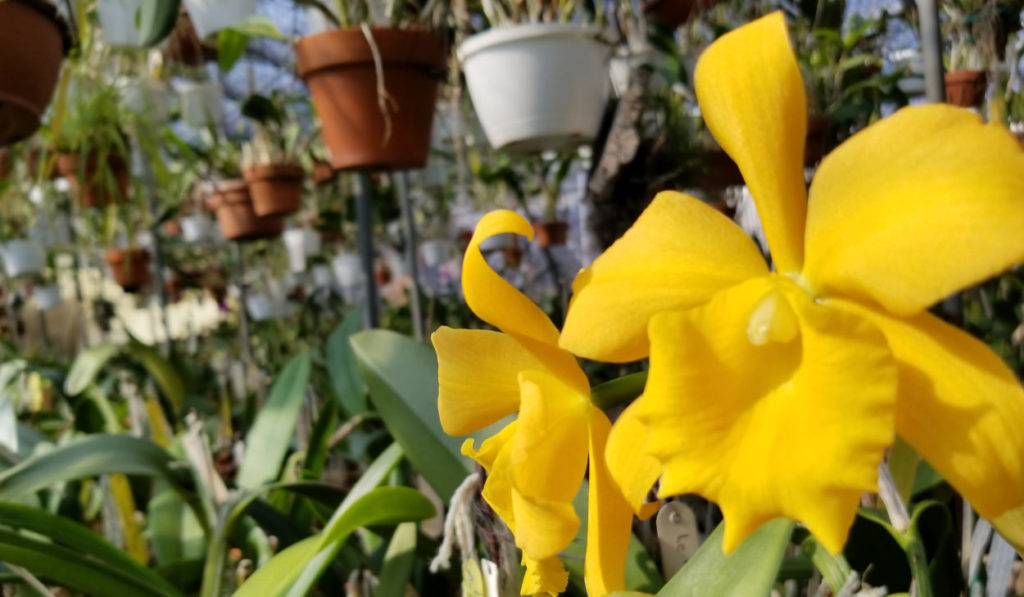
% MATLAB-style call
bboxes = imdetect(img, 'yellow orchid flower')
[560,11,1024,555]
[431,210,633,595]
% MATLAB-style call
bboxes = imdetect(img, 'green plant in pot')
[82,176,152,294]
[293,0,449,171]
[240,92,313,218]
[0,176,47,278]
[941,0,1008,108]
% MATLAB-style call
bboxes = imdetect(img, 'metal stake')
[136,145,172,353]
[394,172,425,341]
[355,173,379,328]
[917,0,947,103]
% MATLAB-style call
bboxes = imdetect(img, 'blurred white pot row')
[283,228,322,273]
[115,78,224,128]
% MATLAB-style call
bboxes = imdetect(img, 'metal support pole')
[394,172,425,341]
[136,146,172,353]
[64,200,91,350]
[355,173,379,328]
[918,0,946,103]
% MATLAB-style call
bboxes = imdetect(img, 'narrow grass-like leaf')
[326,309,367,416]
[64,344,119,395]
[374,521,417,597]
[124,342,185,416]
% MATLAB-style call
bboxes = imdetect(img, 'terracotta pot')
[375,264,392,286]
[295,27,446,171]
[945,70,987,108]
[642,0,720,29]
[312,159,336,185]
[534,221,569,247]
[206,179,284,241]
[56,152,130,208]
[163,219,183,237]
[0,0,70,147]
[105,248,150,292]
[243,163,305,217]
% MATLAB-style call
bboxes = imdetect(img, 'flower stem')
[878,463,933,597]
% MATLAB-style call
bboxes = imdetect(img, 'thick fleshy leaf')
[585,408,634,595]
[433,327,544,435]
[560,192,767,362]
[512,369,590,503]
[639,276,896,554]
[804,105,1024,315]
[694,12,808,272]
[465,210,587,390]
[834,301,1024,549]
[605,402,661,519]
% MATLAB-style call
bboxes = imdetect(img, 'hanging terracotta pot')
[295,27,446,171]
[243,163,305,216]
[312,159,335,185]
[534,221,569,247]
[642,0,720,29]
[56,152,130,208]
[206,179,284,241]
[105,248,151,292]
[944,70,987,108]
[0,0,70,147]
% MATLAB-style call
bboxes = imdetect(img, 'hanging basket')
[944,70,987,108]
[56,151,130,208]
[295,27,446,171]
[105,248,151,293]
[180,0,255,39]
[243,163,305,216]
[206,179,284,242]
[0,0,70,148]
[97,0,180,47]
[458,24,612,153]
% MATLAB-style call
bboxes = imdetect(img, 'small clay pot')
[944,70,987,108]
[534,221,569,247]
[105,248,150,293]
[57,151,130,208]
[312,159,336,185]
[206,179,284,241]
[243,163,305,217]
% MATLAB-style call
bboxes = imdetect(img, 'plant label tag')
[462,559,486,597]
[480,558,515,597]
[657,501,701,578]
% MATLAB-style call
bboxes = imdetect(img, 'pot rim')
[457,23,608,62]
[4,0,73,54]
[294,26,446,76]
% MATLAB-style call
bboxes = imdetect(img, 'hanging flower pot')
[33,283,61,310]
[295,27,446,171]
[177,81,223,128]
[56,152,130,208]
[641,0,720,29]
[311,264,333,289]
[0,0,70,147]
[104,248,151,292]
[205,179,284,242]
[458,24,611,153]
[180,0,255,39]
[180,213,210,243]
[332,253,363,288]
[243,164,305,216]
[312,159,335,185]
[944,70,987,108]
[1,239,45,277]
[534,221,569,247]
[97,0,181,47]
[282,228,309,273]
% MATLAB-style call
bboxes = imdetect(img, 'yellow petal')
[605,401,661,519]
[639,276,896,554]
[585,408,634,596]
[511,369,590,503]
[804,105,1024,315]
[462,420,518,472]
[521,554,569,595]
[694,12,808,273]
[463,422,518,531]
[511,488,579,561]
[465,210,588,392]
[834,300,1024,549]
[434,327,544,435]
[560,192,767,362]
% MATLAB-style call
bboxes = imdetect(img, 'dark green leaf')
[124,342,185,416]
[326,308,368,415]
[64,344,119,395]
[373,522,417,597]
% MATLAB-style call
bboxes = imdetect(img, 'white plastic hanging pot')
[177,81,223,128]
[282,228,308,273]
[245,293,276,321]
[33,284,61,310]
[1,239,45,277]
[118,78,171,123]
[458,24,612,153]
[180,214,209,243]
[420,240,448,267]
[332,253,363,288]
[96,0,180,47]
[302,227,321,257]
[311,264,333,289]
[180,0,256,39]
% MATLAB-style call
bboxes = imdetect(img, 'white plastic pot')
[181,0,256,39]
[245,293,276,321]
[177,81,223,128]
[33,284,61,310]
[420,240,448,267]
[97,0,148,46]
[118,78,171,123]
[311,264,333,289]
[283,228,308,273]
[180,214,210,243]
[458,24,612,153]
[302,228,322,257]
[332,253,363,288]
[1,240,45,277]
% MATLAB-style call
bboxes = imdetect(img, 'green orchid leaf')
[350,329,472,499]
[326,308,368,416]
[374,522,418,597]
[236,351,311,490]
[123,342,185,416]
[658,519,793,597]
[64,343,119,395]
